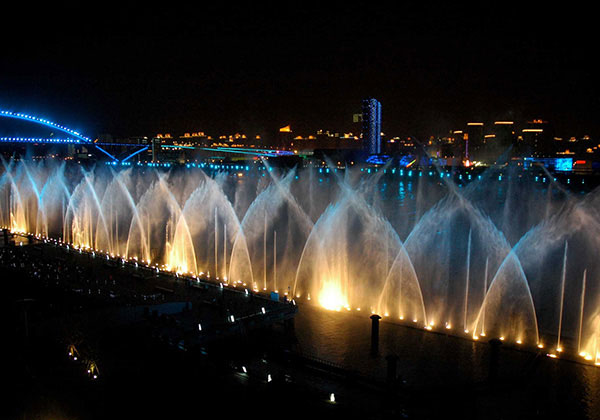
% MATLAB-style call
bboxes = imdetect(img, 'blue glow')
[0,137,82,144]
[95,145,118,162]
[555,158,573,172]
[121,146,149,162]
[0,110,91,142]
[160,144,293,158]
[365,154,390,165]
[397,155,414,168]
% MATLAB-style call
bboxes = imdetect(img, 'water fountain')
[2,157,600,365]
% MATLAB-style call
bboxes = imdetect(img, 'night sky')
[1,4,598,140]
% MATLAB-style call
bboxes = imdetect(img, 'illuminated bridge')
[0,110,141,162]
[160,144,295,158]
[1,110,296,162]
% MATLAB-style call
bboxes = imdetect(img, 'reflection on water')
[295,303,600,418]
[295,303,488,386]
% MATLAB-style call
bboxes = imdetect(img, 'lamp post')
[370,314,382,356]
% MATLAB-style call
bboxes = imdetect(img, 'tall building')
[361,98,382,155]
[466,122,484,161]
[493,121,516,150]
[521,119,553,157]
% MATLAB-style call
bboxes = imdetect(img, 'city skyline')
[3,99,596,146]
[6,6,600,420]
[1,5,599,141]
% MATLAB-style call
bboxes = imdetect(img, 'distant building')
[493,121,516,150]
[466,122,484,161]
[278,125,293,149]
[520,119,555,157]
[385,136,416,155]
[361,98,382,155]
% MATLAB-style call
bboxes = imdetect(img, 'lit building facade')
[361,98,382,155]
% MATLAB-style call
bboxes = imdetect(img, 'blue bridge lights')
[0,137,82,144]
[0,110,91,143]
[0,109,146,163]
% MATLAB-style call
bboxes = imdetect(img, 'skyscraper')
[361,98,382,155]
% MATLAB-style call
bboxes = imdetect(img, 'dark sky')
[1,4,598,140]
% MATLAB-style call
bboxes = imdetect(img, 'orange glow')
[318,281,348,311]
